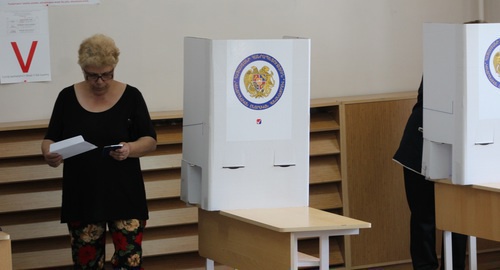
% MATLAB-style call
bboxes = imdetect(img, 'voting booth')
[181,37,310,211]
[422,23,500,185]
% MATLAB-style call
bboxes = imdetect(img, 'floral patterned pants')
[67,219,146,270]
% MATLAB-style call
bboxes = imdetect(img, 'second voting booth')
[181,37,311,211]
[423,22,500,185]
[422,23,500,270]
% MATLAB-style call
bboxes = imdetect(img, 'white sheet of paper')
[49,135,97,159]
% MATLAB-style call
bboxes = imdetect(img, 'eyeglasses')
[83,69,114,82]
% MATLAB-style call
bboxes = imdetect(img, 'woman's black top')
[45,85,157,223]
[393,79,424,174]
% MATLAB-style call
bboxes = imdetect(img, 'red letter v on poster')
[11,41,39,73]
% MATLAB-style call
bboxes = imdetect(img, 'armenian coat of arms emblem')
[484,38,500,88]
[233,53,286,110]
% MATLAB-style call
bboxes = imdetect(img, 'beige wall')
[0,0,480,122]
[485,0,500,22]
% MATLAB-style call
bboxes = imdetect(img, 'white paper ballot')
[49,135,97,159]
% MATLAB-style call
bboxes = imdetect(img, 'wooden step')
[0,152,181,185]
[0,177,182,213]
[3,205,197,241]
[12,235,198,269]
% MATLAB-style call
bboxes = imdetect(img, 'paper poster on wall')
[0,0,99,6]
[0,6,51,84]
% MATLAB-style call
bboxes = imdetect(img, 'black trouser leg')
[404,168,438,270]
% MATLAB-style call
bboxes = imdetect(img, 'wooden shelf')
[0,129,46,159]
[310,109,339,132]
[299,236,344,266]
[0,119,48,132]
[309,155,341,184]
[12,229,198,270]
[310,132,340,156]
[309,183,343,210]
[305,103,345,269]
[3,93,461,270]
[0,114,190,270]
[0,102,347,269]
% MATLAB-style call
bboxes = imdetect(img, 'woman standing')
[41,34,157,269]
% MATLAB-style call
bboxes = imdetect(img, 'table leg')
[469,236,477,270]
[319,235,329,270]
[291,233,299,269]
[206,258,214,270]
[443,231,453,270]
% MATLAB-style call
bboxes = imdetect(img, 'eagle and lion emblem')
[243,65,275,98]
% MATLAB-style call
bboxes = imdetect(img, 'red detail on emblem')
[256,119,262,124]
[11,41,38,73]
[252,74,266,90]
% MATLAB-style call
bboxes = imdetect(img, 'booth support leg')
[469,236,477,270]
[443,231,453,270]
[206,258,214,270]
[319,234,329,270]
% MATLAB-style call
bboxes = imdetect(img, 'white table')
[198,207,371,270]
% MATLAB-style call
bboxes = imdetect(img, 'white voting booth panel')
[181,37,311,210]
[422,23,500,185]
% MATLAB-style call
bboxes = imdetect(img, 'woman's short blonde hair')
[78,34,120,68]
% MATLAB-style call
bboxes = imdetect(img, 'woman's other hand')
[110,142,130,161]
[109,137,156,161]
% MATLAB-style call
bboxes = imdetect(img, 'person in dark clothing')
[393,78,467,270]
[41,34,157,270]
